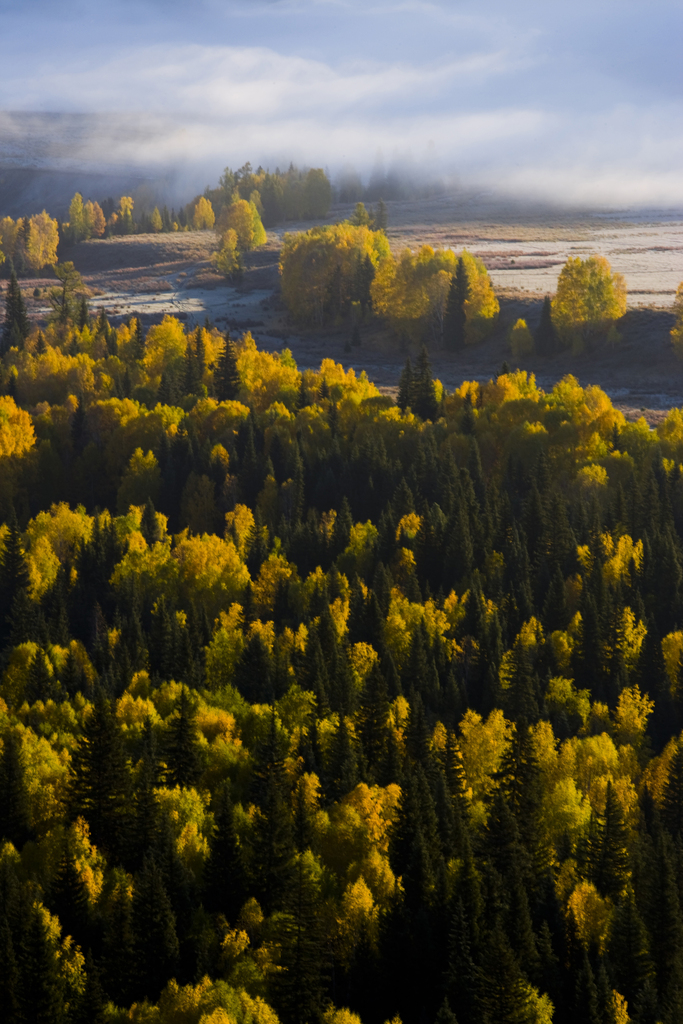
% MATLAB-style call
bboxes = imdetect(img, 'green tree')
[203,785,247,921]
[164,686,203,789]
[18,905,64,1024]
[48,261,85,326]
[132,854,179,1001]
[214,333,241,401]
[1,272,30,354]
[412,345,438,421]
[443,257,469,350]
[274,852,326,1024]
[535,295,557,355]
[0,730,31,848]
[69,692,131,861]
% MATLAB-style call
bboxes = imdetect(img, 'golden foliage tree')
[552,255,627,346]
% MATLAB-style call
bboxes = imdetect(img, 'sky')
[1,0,682,207]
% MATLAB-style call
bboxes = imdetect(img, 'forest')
[3,280,683,1024]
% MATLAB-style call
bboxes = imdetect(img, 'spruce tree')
[591,781,630,901]
[397,358,414,412]
[214,334,241,401]
[534,295,556,355]
[48,842,91,949]
[69,690,131,861]
[73,951,106,1024]
[164,686,203,789]
[607,888,655,1008]
[0,730,31,849]
[251,710,295,912]
[1,272,29,355]
[132,854,179,1001]
[203,785,247,921]
[663,738,683,839]
[413,345,438,421]
[443,257,469,350]
[0,912,19,1022]
[101,875,136,1004]
[0,510,30,635]
[273,852,326,1024]
[18,904,64,1024]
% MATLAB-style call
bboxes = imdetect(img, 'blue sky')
[1,0,682,205]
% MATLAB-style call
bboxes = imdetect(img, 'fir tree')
[0,912,19,1023]
[101,875,136,1004]
[591,781,630,901]
[132,854,180,1001]
[18,904,64,1024]
[0,510,30,632]
[48,842,91,948]
[413,345,438,421]
[73,951,106,1024]
[0,730,31,849]
[535,295,557,355]
[69,691,131,861]
[164,686,203,789]
[397,358,414,412]
[251,710,295,912]
[203,785,247,922]
[607,888,655,1008]
[443,257,469,350]
[214,333,241,401]
[273,852,326,1024]
[1,272,29,355]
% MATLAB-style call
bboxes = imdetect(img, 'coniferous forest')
[4,300,683,1023]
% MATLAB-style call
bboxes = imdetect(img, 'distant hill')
[0,111,188,218]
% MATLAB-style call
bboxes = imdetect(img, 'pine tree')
[273,852,326,1024]
[326,715,359,801]
[203,785,247,921]
[607,888,655,1008]
[251,710,294,912]
[0,510,30,635]
[77,296,90,331]
[18,904,64,1024]
[573,951,601,1024]
[358,661,390,775]
[73,951,106,1024]
[0,730,31,849]
[101,875,136,1005]
[213,334,241,401]
[69,691,131,861]
[132,854,180,1001]
[443,258,469,350]
[479,922,535,1024]
[397,358,414,412]
[0,912,19,1023]
[534,295,557,355]
[164,686,203,789]
[663,738,683,839]
[1,272,29,355]
[48,842,91,948]
[413,345,438,421]
[591,781,630,901]
[234,633,274,704]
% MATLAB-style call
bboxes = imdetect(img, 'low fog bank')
[2,110,683,224]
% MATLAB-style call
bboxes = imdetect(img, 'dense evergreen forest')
[4,291,683,1023]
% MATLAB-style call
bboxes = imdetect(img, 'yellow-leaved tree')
[552,255,627,347]
[24,211,59,273]
[193,196,216,231]
[670,282,683,358]
[217,199,266,251]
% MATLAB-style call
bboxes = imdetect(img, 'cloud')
[0,0,682,207]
